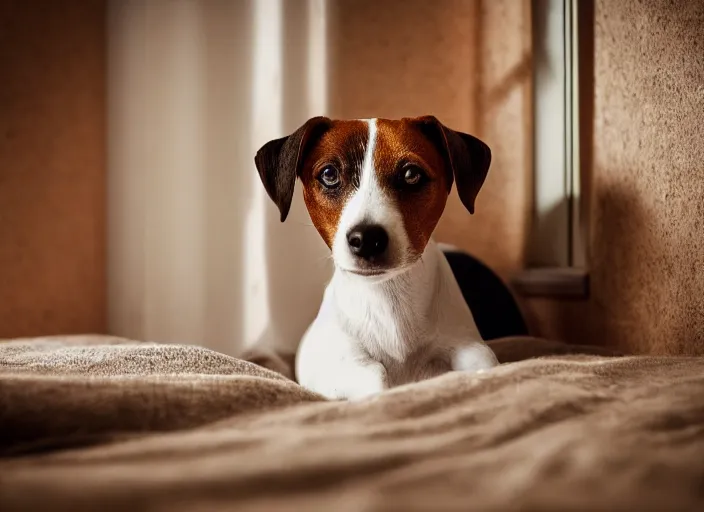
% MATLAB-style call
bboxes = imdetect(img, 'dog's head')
[255,116,491,280]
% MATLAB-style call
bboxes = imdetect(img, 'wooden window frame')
[512,0,592,299]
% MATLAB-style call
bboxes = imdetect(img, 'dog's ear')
[408,115,491,215]
[254,116,331,222]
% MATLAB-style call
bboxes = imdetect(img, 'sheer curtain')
[107,0,330,355]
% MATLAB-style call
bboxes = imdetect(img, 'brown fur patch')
[374,119,452,256]
[300,120,368,248]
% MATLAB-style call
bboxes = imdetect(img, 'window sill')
[511,267,589,299]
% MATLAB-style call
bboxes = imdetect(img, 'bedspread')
[1,335,703,511]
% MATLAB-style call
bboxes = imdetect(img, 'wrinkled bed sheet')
[1,335,703,511]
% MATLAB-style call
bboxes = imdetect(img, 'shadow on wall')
[591,181,703,355]
[522,181,700,355]
[589,184,657,353]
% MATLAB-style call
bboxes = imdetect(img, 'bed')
[2,335,704,511]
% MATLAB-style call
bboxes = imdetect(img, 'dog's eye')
[318,166,341,188]
[402,166,426,186]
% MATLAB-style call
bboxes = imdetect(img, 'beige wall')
[525,0,704,355]
[0,0,107,338]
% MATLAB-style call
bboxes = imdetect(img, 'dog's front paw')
[300,361,387,400]
[344,362,387,401]
[452,342,499,373]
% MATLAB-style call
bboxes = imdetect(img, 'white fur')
[331,119,410,273]
[296,119,498,400]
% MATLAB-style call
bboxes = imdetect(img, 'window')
[513,0,589,298]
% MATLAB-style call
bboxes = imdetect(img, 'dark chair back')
[443,249,529,340]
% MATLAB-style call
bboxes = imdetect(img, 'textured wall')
[525,0,704,355]
[0,0,107,337]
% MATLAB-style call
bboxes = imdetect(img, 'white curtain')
[107,0,331,355]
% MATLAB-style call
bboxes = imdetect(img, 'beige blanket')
[1,336,704,511]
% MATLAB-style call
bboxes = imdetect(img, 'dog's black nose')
[347,224,389,259]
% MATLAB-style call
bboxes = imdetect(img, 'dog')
[255,116,499,399]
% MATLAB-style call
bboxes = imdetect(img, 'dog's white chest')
[295,242,498,400]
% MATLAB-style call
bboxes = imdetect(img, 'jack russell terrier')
[255,116,499,400]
